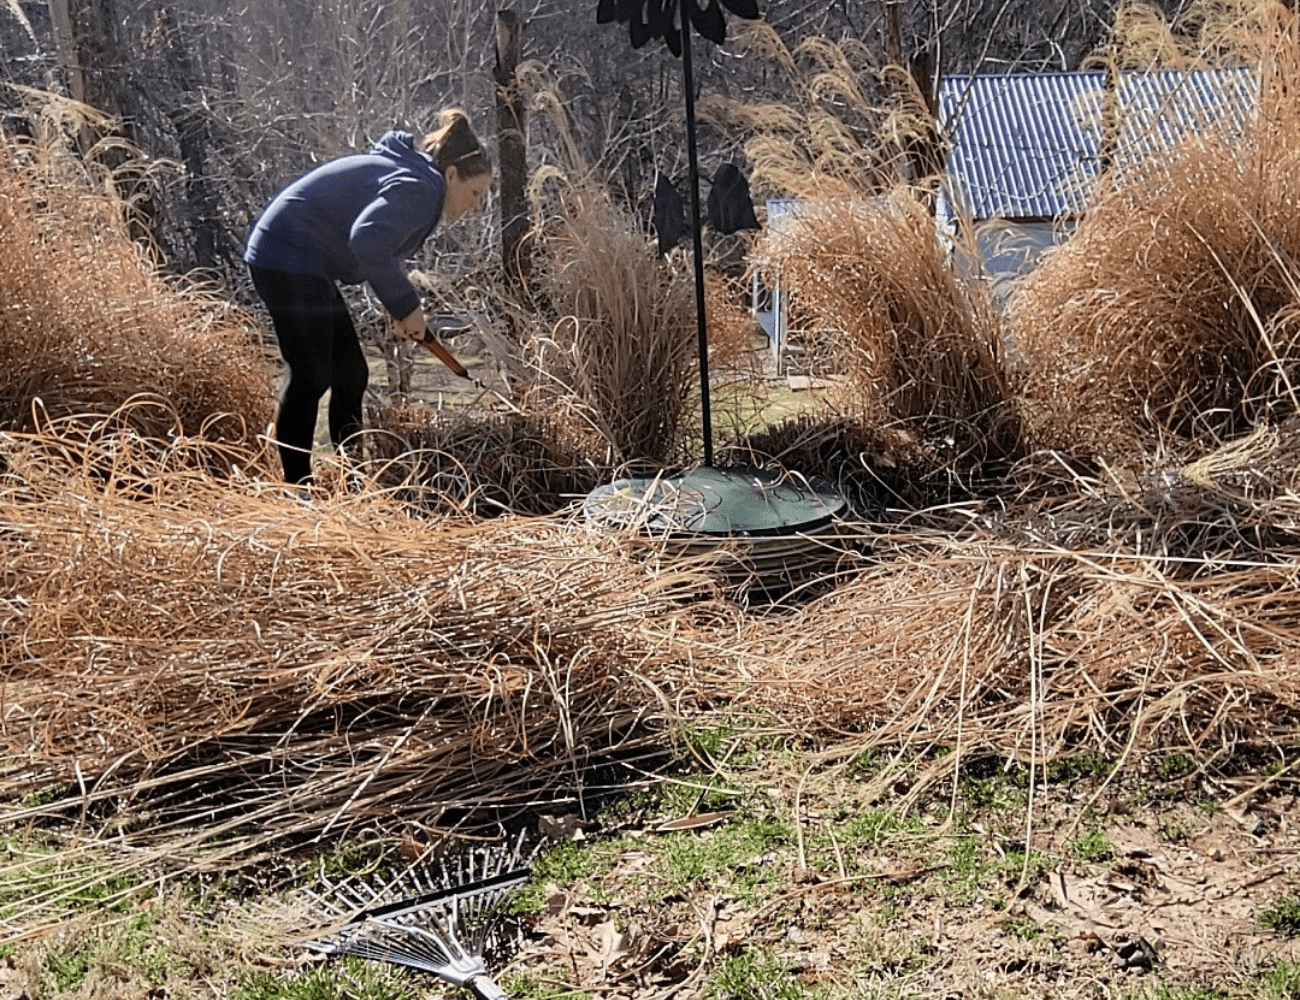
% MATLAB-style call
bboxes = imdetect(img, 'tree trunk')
[157,8,220,271]
[46,0,86,104]
[494,10,529,287]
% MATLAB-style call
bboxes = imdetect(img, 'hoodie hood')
[370,130,440,179]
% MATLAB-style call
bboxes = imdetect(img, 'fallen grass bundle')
[0,101,274,444]
[749,193,1020,467]
[1013,4,1300,459]
[0,412,712,915]
[697,423,1300,796]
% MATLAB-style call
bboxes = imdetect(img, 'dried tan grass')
[703,26,896,201]
[694,423,1300,799]
[750,193,1020,467]
[1094,0,1289,73]
[363,402,610,516]
[716,413,949,516]
[8,17,1300,941]
[0,100,275,446]
[0,412,712,915]
[519,167,699,467]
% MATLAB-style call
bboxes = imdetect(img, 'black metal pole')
[679,12,714,467]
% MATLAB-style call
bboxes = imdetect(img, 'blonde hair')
[423,108,491,178]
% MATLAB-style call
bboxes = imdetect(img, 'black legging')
[250,265,369,484]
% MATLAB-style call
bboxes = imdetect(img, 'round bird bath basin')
[584,465,850,593]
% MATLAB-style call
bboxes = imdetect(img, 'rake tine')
[295,837,533,1000]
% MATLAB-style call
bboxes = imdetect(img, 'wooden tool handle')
[419,330,469,379]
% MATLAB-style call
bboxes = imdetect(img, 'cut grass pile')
[0,411,716,923]
[693,417,1300,803]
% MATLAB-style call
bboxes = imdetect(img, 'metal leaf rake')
[295,833,534,1000]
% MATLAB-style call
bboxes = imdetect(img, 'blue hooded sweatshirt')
[243,131,445,321]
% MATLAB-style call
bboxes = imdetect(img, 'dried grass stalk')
[363,403,610,516]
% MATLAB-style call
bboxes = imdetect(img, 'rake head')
[296,832,534,1000]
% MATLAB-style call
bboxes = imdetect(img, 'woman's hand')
[394,307,427,342]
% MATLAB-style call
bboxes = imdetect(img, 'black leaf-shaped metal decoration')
[596,0,762,467]
[597,0,759,56]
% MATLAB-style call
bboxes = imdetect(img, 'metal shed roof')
[1109,67,1256,185]
[940,71,1105,222]
[939,68,1257,223]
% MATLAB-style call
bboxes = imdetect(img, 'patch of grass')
[844,749,892,779]
[1002,914,1042,940]
[657,816,791,899]
[1046,755,1115,784]
[657,773,746,817]
[1069,827,1114,863]
[309,838,392,880]
[0,845,143,921]
[940,836,998,906]
[705,948,810,1000]
[113,911,172,984]
[839,808,925,849]
[500,972,596,999]
[1155,817,1197,844]
[958,764,1030,816]
[232,955,417,1000]
[42,942,93,993]
[941,836,1053,907]
[1261,959,1300,999]
[1154,753,1198,782]
[511,838,624,915]
[676,723,743,762]
[1260,894,1300,938]
[988,845,1054,893]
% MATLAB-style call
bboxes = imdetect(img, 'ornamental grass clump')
[0,103,274,445]
[521,169,699,468]
[1011,3,1300,460]
[750,192,1020,467]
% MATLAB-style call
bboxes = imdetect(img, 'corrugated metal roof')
[939,69,1257,222]
[940,71,1106,222]
[1110,68,1255,184]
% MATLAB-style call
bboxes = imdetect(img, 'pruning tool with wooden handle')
[416,329,521,414]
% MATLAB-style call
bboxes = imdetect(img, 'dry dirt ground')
[499,759,1300,1000]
